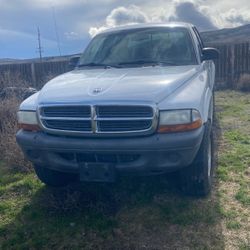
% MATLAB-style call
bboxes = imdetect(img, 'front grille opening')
[98,120,152,132]
[97,106,153,118]
[57,152,140,163]
[42,106,91,118]
[43,120,92,132]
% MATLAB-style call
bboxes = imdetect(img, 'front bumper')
[16,126,205,175]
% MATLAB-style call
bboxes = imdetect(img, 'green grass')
[216,128,250,208]
[0,165,224,249]
[239,241,250,250]
[235,185,250,206]
[215,91,250,249]
[0,90,250,249]
[226,220,242,230]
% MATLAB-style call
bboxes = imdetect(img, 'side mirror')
[202,48,219,61]
[68,56,80,71]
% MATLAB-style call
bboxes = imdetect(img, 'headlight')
[158,109,202,133]
[17,111,40,131]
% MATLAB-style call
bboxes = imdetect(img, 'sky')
[1,0,250,59]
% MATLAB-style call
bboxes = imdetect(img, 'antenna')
[52,7,62,56]
[37,27,43,61]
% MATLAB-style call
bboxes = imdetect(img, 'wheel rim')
[207,135,212,177]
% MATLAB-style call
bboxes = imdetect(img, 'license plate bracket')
[79,163,116,182]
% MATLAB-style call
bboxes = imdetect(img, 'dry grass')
[0,71,29,92]
[0,70,58,91]
[0,73,32,171]
[0,97,32,172]
[237,74,250,92]
[0,71,57,171]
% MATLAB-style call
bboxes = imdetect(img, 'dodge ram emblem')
[92,88,103,94]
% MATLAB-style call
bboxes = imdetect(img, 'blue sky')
[1,0,250,59]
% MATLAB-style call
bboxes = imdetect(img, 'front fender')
[19,91,40,111]
[158,65,213,123]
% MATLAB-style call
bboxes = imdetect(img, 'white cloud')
[89,26,109,38]
[88,1,218,37]
[222,9,250,27]
[106,5,149,26]
[89,5,149,37]
[88,0,250,38]
[167,1,216,31]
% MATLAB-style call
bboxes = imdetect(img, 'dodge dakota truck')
[16,23,219,196]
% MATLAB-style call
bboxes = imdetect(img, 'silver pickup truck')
[16,23,219,196]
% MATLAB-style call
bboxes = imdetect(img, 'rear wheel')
[179,122,214,196]
[34,165,76,187]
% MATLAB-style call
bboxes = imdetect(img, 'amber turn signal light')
[158,118,202,133]
[18,123,41,132]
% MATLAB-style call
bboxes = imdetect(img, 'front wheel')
[34,165,77,187]
[179,122,214,196]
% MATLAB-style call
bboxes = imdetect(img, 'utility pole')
[37,27,43,62]
[52,7,62,56]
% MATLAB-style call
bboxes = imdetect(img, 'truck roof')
[99,22,194,35]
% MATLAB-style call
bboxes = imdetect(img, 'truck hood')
[38,65,199,105]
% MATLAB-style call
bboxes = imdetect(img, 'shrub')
[0,72,31,170]
[0,71,29,92]
[0,94,32,172]
[237,74,250,92]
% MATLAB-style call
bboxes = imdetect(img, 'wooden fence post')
[230,44,235,88]
[31,63,36,88]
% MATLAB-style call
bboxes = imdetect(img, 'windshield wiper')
[118,60,178,66]
[78,62,121,68]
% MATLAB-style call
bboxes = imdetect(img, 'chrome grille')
[39,104,157,136]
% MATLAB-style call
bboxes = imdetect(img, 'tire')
[211,91,215,124]
[34,165,76,187]
[179,122,214,197]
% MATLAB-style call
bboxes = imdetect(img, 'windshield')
[78,27,197,68]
